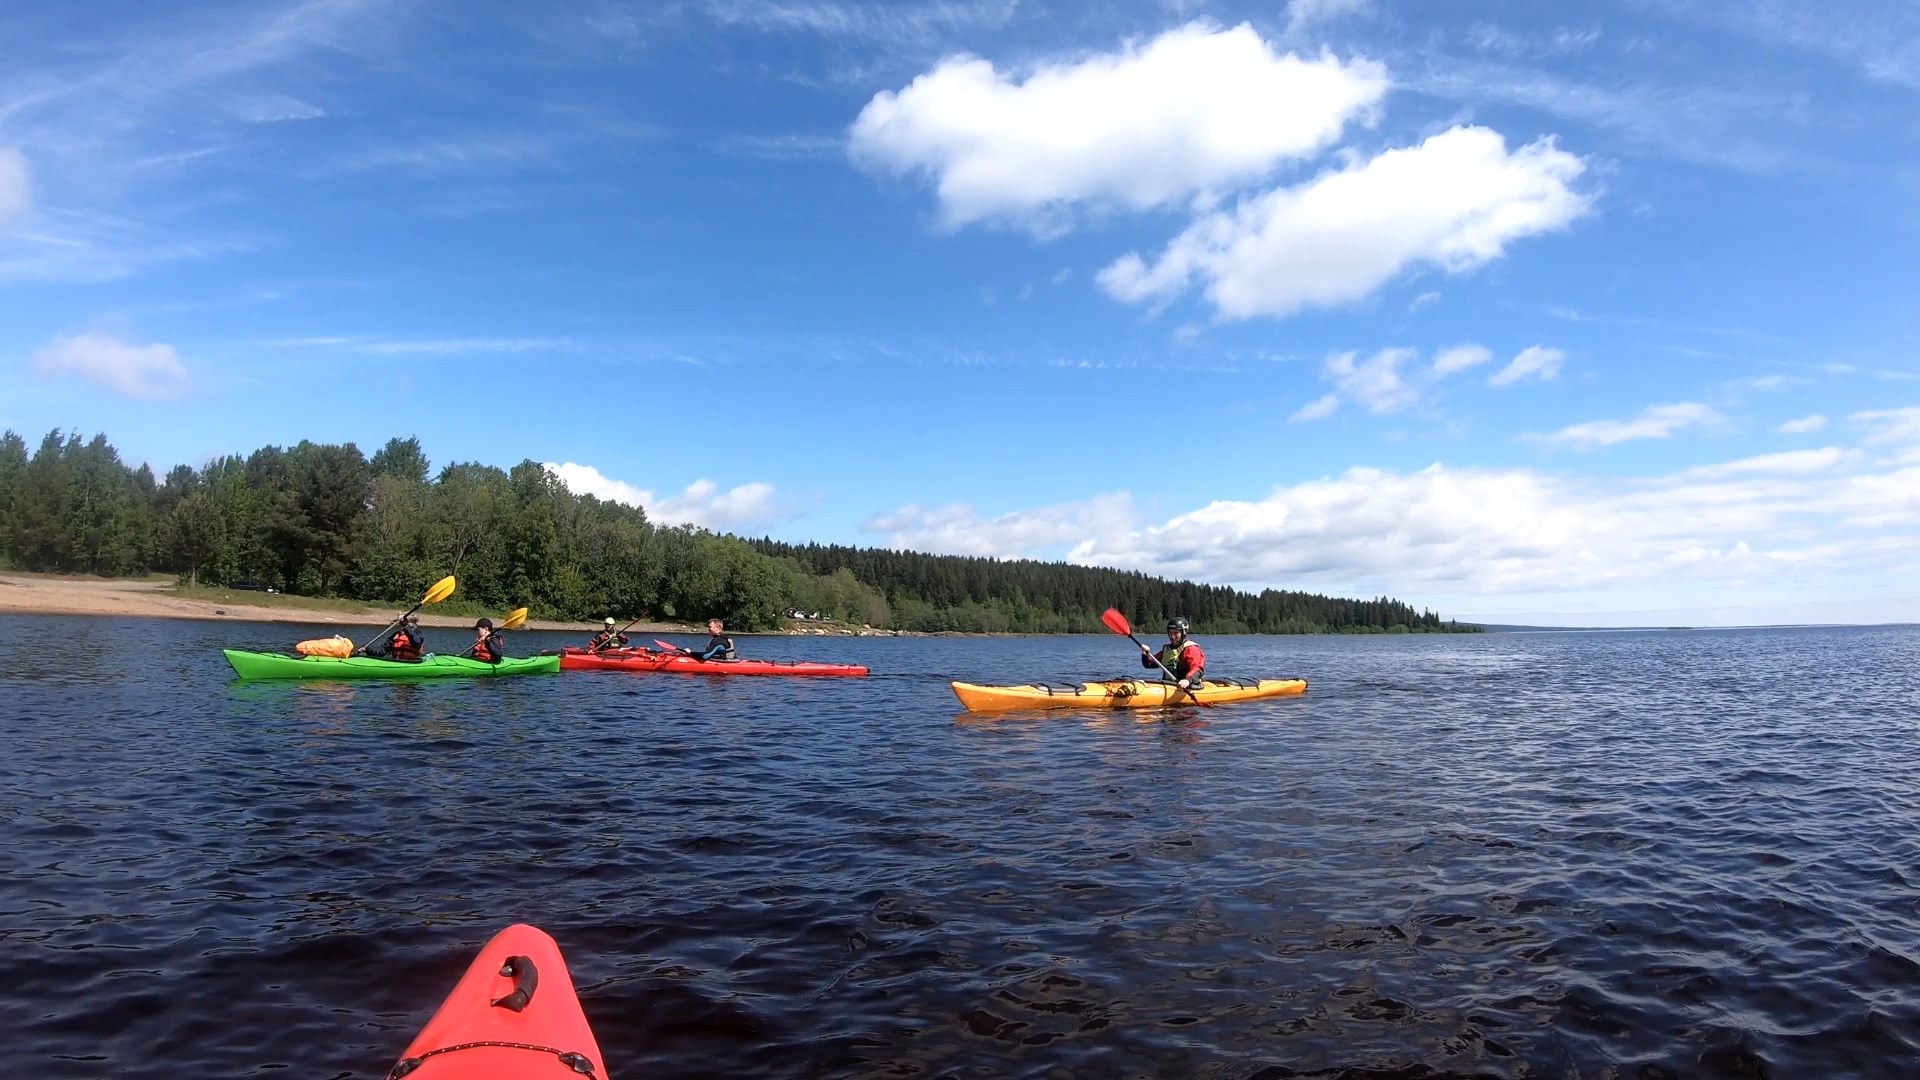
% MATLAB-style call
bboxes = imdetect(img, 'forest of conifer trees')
[0,428,1478,635]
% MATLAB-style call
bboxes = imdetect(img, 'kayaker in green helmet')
[672,618,736,661]
[587,617,630,651]
[469,617,506,663]
[1141,616,1205,690]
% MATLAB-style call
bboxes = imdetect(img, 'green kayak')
[222,649,560,681]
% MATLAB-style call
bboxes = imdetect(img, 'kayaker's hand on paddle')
[1175,678,1192,691]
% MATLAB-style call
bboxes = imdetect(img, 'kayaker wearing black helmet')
[1140,616,1205,690]
[469,618,506,663]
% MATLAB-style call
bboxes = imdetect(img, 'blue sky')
[3,0,1917,626]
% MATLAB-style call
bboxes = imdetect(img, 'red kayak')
[557,647,867,677]
[388,924,606,1079]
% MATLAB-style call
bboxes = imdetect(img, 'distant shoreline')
[0,571,912,636]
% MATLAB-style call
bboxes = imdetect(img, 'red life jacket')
[472,634,502,663]
[389,629,421,661]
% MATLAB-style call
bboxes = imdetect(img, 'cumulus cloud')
[1488,344,1564,386]
[848,21,1388,231]
[1099,125,1588,319]
[1531,402,1722,449]
[32,331,189,399]
[0,148,29,228]
[862,493,1136,557]
[544,462,800,531]
[1779,413,1828,434]
[864,423,1920,612]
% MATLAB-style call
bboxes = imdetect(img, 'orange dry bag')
[295,635,354,658]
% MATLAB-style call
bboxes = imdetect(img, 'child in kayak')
[470,618,507,663]
[587,617,631,651]
[1141,617,1205,690]
[365,613,424,661]
[673,618,736,661]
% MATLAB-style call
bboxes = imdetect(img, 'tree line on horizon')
[0,428,1478,635]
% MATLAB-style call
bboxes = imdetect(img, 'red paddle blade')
[1100,608,1132,636]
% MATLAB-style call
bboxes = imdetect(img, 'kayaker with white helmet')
[1140,616,1206,690]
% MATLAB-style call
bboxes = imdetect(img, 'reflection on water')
[2,615,1918,1078]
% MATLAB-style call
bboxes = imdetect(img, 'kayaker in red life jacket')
[673,618,737,661]
[367,613,424,661]
[470,618,506,663]
[1141,617,1206,690]
[587,617,630,651]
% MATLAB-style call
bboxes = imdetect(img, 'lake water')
[3,615,1918,1078]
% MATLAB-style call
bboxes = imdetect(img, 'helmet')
[475,618,493,630]
[1167,617,1189,634]
[604,617,617,626]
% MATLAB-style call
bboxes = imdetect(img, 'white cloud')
[1327,347,1419,414]
[1532,401,1722,448]
[704,0,1020,45]
[1410,290,1440,311]
[1099,125,1588,320]
[1289,393,1340,423]
[1488,344,1564,386]
[544,463,800,531]
[32,331,189,399]
[1293,341,1501,420]
[866,419,1920,621]
[862,493,1135,557]
[848,21,1389,231]
[0,148,28,228]
[354,337,576,355]
[233,94,326,123]
[1285,0,1372,36]
[1779,413,1828,434]
[1432,343,1492,375]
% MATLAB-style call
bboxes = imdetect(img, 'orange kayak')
[388,924,606,1079]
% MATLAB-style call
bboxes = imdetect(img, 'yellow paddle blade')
[423,575,457,605]
[499,607,529,630]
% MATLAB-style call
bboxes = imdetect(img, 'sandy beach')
[0,573,679,633]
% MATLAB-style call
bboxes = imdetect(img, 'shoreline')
[0,572,907,636]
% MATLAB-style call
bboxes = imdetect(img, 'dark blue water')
[3,615,1918,1078]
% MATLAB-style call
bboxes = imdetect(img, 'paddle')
[590,616,647,653]
[1100,608,1212,708]
[463,607,529,658]
[654,638,689,656]
[356,575,457,654]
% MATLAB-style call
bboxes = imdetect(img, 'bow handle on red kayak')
[490,954,538,1011]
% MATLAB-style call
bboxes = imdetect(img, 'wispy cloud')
[0,147,29,228]
[701,0,1020,46]
[32,331,191,400]
[1530,401,1723,448]
[712,132,845,160]
[1489,345,1563,387]
[1779,413,1828,434]
[1644,0,1920,92]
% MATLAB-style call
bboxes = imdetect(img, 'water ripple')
[2,618,1918,1077]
